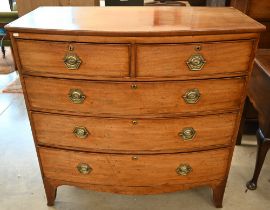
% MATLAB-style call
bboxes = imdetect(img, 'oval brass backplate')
[77,163,92,175]
[176,164,192,176]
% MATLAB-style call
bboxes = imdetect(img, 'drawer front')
[39,147,230,186]
[136,41,253,78]
[33,112,237,152]
[17,40,130,78]
[24,76,245,116]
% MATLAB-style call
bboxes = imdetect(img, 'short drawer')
[32,112,237,152]
[24,76,245,116]
[39,147,230,186]
[17,40,130,79]
[136,40,253,78]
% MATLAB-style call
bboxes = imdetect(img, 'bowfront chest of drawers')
[6,6,265,208]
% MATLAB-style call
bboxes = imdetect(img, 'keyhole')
[195,45,201,51]
[69,44,74,51]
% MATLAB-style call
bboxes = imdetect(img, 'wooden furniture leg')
[246,129,270,190]
[212,181,226,208]
[44,179,57,206]
[1,45,5,58]
[245,49,270,191]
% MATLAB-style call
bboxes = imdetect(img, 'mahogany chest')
[6,6,265,208]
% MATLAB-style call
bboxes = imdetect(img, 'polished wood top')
[255,49,270,76]
[6,6,265,36]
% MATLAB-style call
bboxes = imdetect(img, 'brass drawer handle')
[68,89,86,104]
[73,126,89,139]
[131,120,138,125]
[176,164,192,176]
[64,44,82,70]
[182,88,200,104]
[186,54,206,71]
[77,163,92,175]
[64,53,82,70]
[178,127,196,141]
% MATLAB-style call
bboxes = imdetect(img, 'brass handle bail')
[176,164,192,176]
[68,89,86,104]
[73,126,89,139]
[64,44,81,70]
[182,88,200,104]
[178,127,196,141]
[186,53,206,71]
[77,163,92,175]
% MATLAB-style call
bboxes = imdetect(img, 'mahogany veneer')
[24,76,245,117]
[6,6,265,208]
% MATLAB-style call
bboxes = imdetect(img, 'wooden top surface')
[255,49,270,76]
[6,6,265,36]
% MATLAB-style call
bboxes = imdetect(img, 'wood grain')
[5,7,265,36]
[136,40,253,78]
[230,0,270,48]
[247,0,270,20]
[16,0,99,16]
[46,177,224,195]
[248,49,270,135]
[39,147,230,187]
[32,112,238,152]
[12,32,260,44]
[230,0,250,14]
[17,40,131,78]
[232,0,270,21]
[24,76,245,117]
[7,6,264,207]
[259,22,270,49]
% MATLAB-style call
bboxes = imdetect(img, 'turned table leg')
[246,129,270,190]
[212,181,226,208]
[1,45,5,58]
[44,179,57,206]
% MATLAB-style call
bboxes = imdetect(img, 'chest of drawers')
[6,6,265,208]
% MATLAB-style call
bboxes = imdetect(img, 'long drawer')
[32,112,237,152]
[136,40,253,78]
[17,40,131,79]
[39,147,230,186]
[24,76,245,116]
